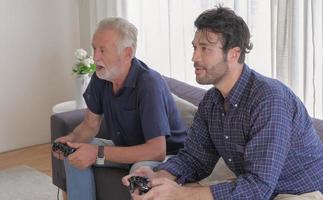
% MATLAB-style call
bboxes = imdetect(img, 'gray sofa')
[51,76,323,200]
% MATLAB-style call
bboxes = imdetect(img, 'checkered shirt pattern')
[157,65,323,199]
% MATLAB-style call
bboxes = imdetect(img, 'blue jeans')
[64,138,169,200]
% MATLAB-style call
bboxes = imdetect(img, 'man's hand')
[66,142,98,170]
[52,135,74,160]
[122,167,184,200]
[122,166,156,187]
[123,167,213,200]
[132,177,182,200]
[132,179,213,200]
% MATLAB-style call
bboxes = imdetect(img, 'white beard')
[96,65,120,81]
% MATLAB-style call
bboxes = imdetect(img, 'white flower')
[72,49,96,75]
[74,48,87,60]
[82,57,94,67]
[88,56,94,64]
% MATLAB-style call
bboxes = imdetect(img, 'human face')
[192,30,229,86]
[92,29,125,81]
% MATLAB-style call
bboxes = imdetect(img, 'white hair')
[96,17,137,58]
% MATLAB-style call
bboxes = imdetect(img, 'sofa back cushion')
[312,118,323,141]
[163,76,206,106]
[172,93,198,128]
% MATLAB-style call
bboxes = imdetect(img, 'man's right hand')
[52,135,74,160]
[122,166,156,189]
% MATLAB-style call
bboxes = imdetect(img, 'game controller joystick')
[52,142,76,157]
[128,176,151,195]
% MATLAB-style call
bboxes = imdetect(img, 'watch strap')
[96,145,105,165]
[98,145,105,158]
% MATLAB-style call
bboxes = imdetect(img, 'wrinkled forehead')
[92,29,120,47]
[193,29,222,45]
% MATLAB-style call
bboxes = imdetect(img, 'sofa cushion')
[172,93,197,129]
[199,157,236,186]
[312,118,323,141]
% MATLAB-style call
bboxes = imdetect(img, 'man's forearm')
[66,109,102,143]
[69,120,99,143]
[180,186,213,200]
[155,170,214,200]
[103,137,166,163]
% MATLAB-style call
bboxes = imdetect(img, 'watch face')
[96,145,105,165]
[96,157,105,165]
[98,145,104,158]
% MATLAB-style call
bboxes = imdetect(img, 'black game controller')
[52,142,76,157]
[128,176,151,195]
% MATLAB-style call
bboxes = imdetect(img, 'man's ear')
[227,47,241,63]
[123,47,133,61]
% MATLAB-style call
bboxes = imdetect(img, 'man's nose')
[192,49,201,63]
[93,50,100,62]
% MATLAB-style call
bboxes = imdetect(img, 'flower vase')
[75,74,91,109]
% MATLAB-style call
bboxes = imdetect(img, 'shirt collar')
[122,57,144,88]
[226,64,251,107]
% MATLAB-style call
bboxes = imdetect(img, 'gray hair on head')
[96,17,138,58]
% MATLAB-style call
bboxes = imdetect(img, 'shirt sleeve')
[211,94,292,199]
[136,74,173,141]
[157,97,220,183]
[83,73,104,115]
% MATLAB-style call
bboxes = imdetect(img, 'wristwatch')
[96,145,105,165]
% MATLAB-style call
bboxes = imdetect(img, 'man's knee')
[130,161,161,173]
[130,155,174,173]
[274,191,323,200]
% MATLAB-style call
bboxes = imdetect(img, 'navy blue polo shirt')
[83,58,187,154]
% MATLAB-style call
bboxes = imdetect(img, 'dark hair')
[194,6,253,63]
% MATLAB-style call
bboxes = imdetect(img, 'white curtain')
[80,0,323,119]
[76,0,127,53]
[271,0,323,119]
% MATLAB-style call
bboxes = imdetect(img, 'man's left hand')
[67,142,98,169]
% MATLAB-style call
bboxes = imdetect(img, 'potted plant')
[73,48,96,109]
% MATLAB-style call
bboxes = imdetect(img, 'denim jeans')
[64,138,169,200]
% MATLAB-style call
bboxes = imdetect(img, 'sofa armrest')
[50,109,86,142]
[50,109,115,191]
[50,109,85,191]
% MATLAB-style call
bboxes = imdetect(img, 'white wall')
[0,0,80,153]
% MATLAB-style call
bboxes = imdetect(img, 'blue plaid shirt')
[157,65,323,199]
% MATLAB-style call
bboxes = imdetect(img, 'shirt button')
[224,135,229,139]
[234,104,238,108]
[228,158,232,162]
[221,113,225,116]
[116,131,120,135]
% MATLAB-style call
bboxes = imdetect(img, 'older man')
[53,17,187,200]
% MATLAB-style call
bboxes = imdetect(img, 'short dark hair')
[194,6,252,63]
